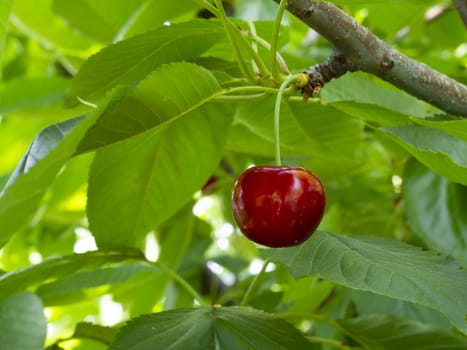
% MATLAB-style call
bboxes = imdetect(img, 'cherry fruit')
[231,166,325,248]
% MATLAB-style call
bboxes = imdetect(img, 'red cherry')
[231,166,325,248]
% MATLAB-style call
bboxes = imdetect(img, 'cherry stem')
[240,259,271,307]
[274,74,299,166]
[271,0,288,82]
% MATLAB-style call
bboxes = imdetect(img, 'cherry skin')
[231,166,325,248]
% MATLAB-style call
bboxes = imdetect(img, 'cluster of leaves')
[0,0,466,349]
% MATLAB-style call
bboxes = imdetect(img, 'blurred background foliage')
[0,0,466,349]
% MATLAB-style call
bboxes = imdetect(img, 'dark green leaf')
[109,307,313,350]
[260,231,467,334]
[0,292,47,350]
[67,20,223,104]
[0,249,144,303]
[339,315,467,350]
[72,322,119,345]
[404,159,467,267]
[382,125,467,185]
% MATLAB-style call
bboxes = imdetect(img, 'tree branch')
[453,0,467,27]
[275,0,467,117]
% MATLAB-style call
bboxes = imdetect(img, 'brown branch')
[275,0,467,117]
[453,0,467,27]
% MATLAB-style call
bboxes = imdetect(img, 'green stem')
[214,92,270,102]
[214,0,254,82]
[274,74,299,166]
[271,0,288,81]
[240,259,271,307]
[243,31,290,75]
[152,261,206,306]
[307,336,351,350]
[191,0,219,16]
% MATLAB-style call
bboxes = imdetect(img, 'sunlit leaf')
[67,20,224,104]
[0,249,144,303]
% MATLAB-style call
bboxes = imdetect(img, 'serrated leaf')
[87,102,233,248]
[404,159,467,268]
[0,249,144,303]
[260,231,467,334]
[0,292,47,350]
[381,125,467,185]
[109,307,313,350]
[77,62,223,154]
[411,117,467,143]
[67,20,223,104]
[0,87,127,248]
[339,315,467,350]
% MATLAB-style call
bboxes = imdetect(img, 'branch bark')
[453,0,467,27]
[275,0,467,117]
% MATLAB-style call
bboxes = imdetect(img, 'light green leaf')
[381,125,467,185]
[404,159,467,267]
[12,0,95,52]
[109,307,312,350]
[52,0,145,43]
[0,292,47,350]
[67,20,224,104]
[0,87,127,248]
[339,315,467,350]
[0,77,69,113]
[36,263,152,306]
[77,62,223,154]
[0,249,144,303]
[87,102,233,248]
[260,231,467,334]
[0,0,13,77]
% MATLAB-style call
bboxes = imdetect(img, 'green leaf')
[381,125,467,185]
[109,307,312,350]
[0,87,127,248]
[338,315,467,350]
[67,20,224,104]
[77,62,223,154]
[0,292,47,350]
[72,322,119,345]
[87,102,233,248]
[0,77,69,113]
[404,159,467,267]
[321,73,431,117]
[411,117,467,143]
[0,0,13,77]
[352,290,451,329]
[36,263,152,306]
[12,0,95,52]
[52,0,145,43]
[0,249,144,303]
[260,231,467,334]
